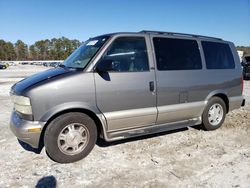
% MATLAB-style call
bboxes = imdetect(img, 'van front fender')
[39,102,108,131]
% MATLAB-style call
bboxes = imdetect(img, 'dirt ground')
[0,65,249,188]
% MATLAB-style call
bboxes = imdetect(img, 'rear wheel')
[44,112,97,163]
[201,97,226,130]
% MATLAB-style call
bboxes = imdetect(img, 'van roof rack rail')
[139,30,223,41]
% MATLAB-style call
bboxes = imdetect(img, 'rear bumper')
[229,96,245,111]
[9,111,46,148]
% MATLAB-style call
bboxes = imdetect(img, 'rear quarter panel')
[194,40,242,102]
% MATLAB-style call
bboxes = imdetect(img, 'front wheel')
[44,112,97,163]
[201,97,226,131]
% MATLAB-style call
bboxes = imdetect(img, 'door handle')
[149,81,154,92]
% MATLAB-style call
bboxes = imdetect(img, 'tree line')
[0,37,81,61]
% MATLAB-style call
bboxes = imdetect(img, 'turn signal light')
[28,128,41,133]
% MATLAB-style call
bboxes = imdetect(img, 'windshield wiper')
[59,64,79,69]
[63,65,84,70]
[59,64,66,68]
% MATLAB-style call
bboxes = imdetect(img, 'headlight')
[14,104,32,115]
[11,95,31,106]
[10,95,32,115]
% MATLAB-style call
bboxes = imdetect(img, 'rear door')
[151,36,205,124]
[94,35,157,131]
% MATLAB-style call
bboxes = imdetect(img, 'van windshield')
[63,36,110,69]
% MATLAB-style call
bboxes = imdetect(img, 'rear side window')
[202,41,235,69]
[153,37,202,70]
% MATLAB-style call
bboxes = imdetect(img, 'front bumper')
[9,111,46,148]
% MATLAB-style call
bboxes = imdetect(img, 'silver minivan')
[10,31,245,163]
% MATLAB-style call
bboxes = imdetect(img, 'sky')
[0,0,250,46]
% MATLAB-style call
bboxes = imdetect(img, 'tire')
[201,97,226,131]
[44,112,97,163]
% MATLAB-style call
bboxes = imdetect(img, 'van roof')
[139,30,223,41]
[100,30,223,41]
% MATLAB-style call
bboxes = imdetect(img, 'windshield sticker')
[86,40,98,46]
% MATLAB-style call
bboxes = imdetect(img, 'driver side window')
[98,37,149,72]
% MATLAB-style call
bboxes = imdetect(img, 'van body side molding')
[105,118,201,141]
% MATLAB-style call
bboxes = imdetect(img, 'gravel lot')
[0,65,249,188]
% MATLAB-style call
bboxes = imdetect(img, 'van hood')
[11,67,75,95]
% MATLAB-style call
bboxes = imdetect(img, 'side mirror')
[96,59,115,73]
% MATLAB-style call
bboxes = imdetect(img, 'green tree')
[34,40,50,60]
[5,42,16,60]
[29,45,38,60]
[0,37,81,61]
[0,40,16,60]
[15,40,28,60]
[0,40,7,60]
